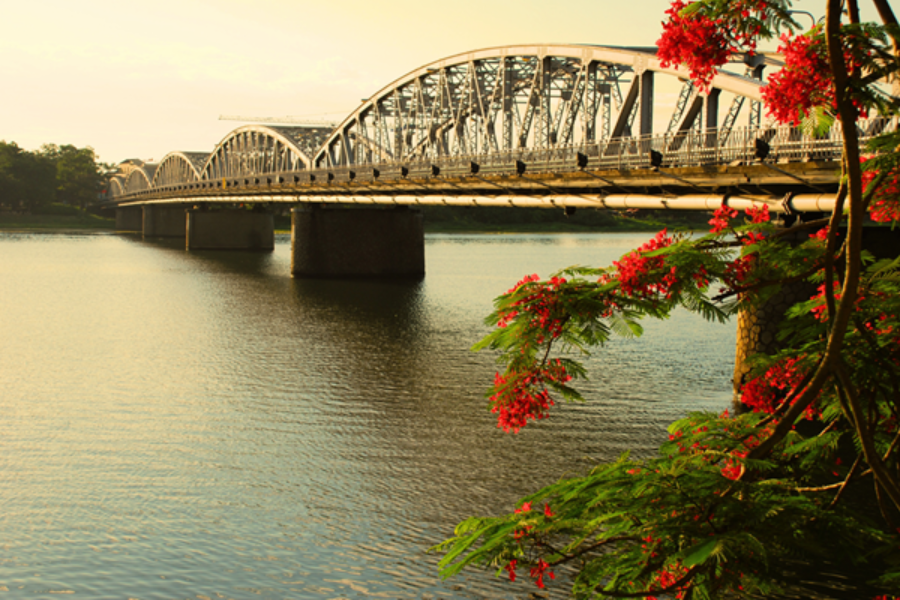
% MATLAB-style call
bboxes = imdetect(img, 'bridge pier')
[115,207,143,232]
[186,209,274,251]
[143,206,186,238]
[290,205,424,278]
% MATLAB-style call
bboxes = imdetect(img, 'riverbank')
[0,205,114,231]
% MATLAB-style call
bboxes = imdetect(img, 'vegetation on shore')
[0,203,114,230]
[0,140,113,228]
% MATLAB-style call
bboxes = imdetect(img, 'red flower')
[505,559,517,582]
[761,32,831,125]
[610,230,678,299]
[709,205,738,233]
[862,156,900,223]
[740,357,818,418]
[657,0,767,91]
[529,558,555,589]
[810,228,829,241]
[762,29,870,126]
[745,204,770,224]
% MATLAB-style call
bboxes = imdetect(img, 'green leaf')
[682,538,719,567]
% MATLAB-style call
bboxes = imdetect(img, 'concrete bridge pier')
[115,207,143,232]
[186,209,275,251]
[143,206,187,238]
[290,205,424,278]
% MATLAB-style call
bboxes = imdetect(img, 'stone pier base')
[143,206,186,238]
[186,210,274,251]
[291,206,424,278]
[115,207,143,232]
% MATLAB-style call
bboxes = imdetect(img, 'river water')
[0,231,735,599]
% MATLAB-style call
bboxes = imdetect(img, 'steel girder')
[312,44,770,169]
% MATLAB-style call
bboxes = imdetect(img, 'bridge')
[104,43,893,277]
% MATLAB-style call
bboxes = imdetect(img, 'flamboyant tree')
[435,1,900,598]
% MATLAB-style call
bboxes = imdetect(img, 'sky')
[0,0,833,165]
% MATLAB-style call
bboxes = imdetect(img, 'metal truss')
[151,152,207,188]
[107,177,126,198]
[107,44,778,200]
[201,125,330,183]
[313,44,765,169]
[124,165,156,195]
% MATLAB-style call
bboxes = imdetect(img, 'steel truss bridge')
[106,43,896,215]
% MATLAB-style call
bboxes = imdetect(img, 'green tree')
[0,141,56,212]
[40,143,107,209]
[436,1,900,598]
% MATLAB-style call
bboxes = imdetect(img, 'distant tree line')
[0,141,112,213]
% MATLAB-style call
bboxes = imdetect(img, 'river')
[0,231,735,599]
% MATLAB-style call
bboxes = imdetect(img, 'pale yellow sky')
[0,0,830,164]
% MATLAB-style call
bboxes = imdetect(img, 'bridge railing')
[116,117,897,200]
[348,117,894,178]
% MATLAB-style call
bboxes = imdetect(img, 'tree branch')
[749,0,866,462]
[835,361,900,508]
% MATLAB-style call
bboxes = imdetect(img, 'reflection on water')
[0,231,735,599]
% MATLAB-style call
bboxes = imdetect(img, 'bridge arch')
[201,125,327,182]
[313,44,778,168]
[107,176,126,199]
[124,164,156,194]
[152,152,207,188]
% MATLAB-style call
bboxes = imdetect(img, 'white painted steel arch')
[152,152,207,188]
[124,164,156,195]
[201,125,329,182]
[313,44,775,168]
[107,176,126,198]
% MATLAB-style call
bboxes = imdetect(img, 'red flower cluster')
[862,158,900,223]
[720,451,747,480]
[723,254,754,288]
[647,561,690,600]
[530,558,555,589]
[490,359,572,433]
[762,33,831,125]
[740,356,816,418]
[762,29,870,125]
[745,204,771,224]
[709,205,738,234]
[657,1,765,92]
[810,227,829,241]
[609,229,678,299]
[496,275,567,342]
[505,559,517,582]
